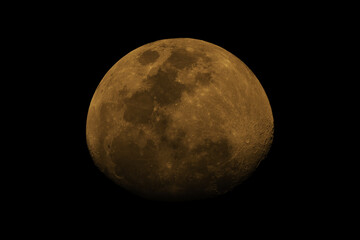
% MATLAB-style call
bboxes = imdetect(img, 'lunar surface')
[86,38,273,201]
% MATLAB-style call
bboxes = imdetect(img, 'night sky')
[18,6,330,234]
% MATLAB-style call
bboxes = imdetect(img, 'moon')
[86,38,273,201]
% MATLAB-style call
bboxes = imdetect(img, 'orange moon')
[86,38,273,201]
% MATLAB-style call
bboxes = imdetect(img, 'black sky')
[19,6,332,233]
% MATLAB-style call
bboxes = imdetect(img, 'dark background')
[19,5,334,234]
[60,29,304,212]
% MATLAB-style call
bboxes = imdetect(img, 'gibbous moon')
[86,38,273,201]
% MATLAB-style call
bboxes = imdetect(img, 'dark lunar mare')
[111,135,157,186]
[123,47,213,125]
[123,91,154,124]
[138,50,160,65]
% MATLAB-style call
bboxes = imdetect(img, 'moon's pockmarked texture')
[86,38,274,201]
